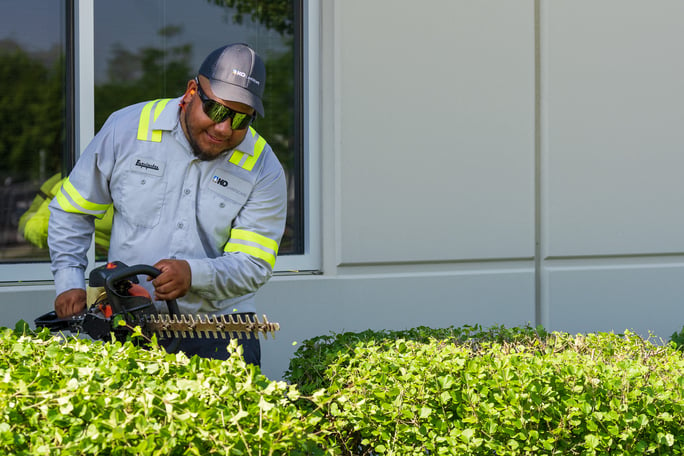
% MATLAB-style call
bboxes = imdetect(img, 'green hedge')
[4,323,684,455]
[285,324,550,395]
[0,325,328,455]
[286,325,684,455]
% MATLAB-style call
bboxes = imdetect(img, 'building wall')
[3,0,684,381]
[539,0,684,344]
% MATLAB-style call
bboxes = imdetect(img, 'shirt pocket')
[118,171,167,228]
[198,168,252,247]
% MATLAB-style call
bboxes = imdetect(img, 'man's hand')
[150,259,192,301]
[55,288,87,318]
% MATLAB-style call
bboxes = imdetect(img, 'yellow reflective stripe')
[224,228,279,268]
[137,101,156,141]
[54,190,77,213]
[150,99,171,142]
[230,229,279,253]
[54,186,111,220]
[62,179,109,212]
[54,193,110,220]
[229,150,246,167]
[137,99,171,142]
[59,178,110,216]
[228,128,266,171]
[153,98,170,120]
[240,136,266,171]
[225,244,276,269]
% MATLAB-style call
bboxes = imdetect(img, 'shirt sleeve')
[186,150,288,304]
[48,116,117,295]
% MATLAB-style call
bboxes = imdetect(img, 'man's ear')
[180,84,196,111]
[185,79,197,97]
[184,85,196,102]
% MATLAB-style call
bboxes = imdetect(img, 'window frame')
[273,0,321,275]
[0,0,320,283]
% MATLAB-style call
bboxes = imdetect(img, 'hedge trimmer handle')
[103,263,181,317]
[103,263,181,352]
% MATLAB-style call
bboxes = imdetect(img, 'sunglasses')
[194,79,254,130]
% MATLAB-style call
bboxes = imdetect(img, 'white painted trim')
[75,0,97,275]
[274,0,321,273]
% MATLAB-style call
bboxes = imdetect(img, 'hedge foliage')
[0,324,329,455]
[286,325,684,455]
[3,323,684,455]
[285,324,550,395]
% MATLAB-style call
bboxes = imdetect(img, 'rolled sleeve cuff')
[54,267,86,296]
[185,258,211,291]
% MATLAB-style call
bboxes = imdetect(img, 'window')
[0,0,66,264]
[93,0,303,259]
[0,0,311,279]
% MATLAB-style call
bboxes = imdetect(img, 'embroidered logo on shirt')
[207,168,251,203]
[212,175,229,187]
[130,157,164,176]
[136,159,159,171]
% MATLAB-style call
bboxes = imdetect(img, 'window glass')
[93,0,302,259]
[0,0,66,262]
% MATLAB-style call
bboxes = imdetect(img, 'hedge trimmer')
[34,262,280,350]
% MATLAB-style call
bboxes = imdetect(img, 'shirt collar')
[234,127,259,157]
[150,96,183,132]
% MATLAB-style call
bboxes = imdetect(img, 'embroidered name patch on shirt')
[130,157,165,176]
[207,168,252,203]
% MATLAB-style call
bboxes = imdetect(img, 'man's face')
[181,76,255,161]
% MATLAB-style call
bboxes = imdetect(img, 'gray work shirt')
[48,97,287,315]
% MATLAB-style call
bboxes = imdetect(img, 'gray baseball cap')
[198,43,266,116]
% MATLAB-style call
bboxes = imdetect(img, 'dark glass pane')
[94,0,302,259]
[0,0,66,262]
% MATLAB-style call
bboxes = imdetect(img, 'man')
[48,43,287,366]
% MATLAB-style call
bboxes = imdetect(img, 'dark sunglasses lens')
[231,113,252,130]
[203,100,230,123]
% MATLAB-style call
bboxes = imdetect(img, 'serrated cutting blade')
[143,313,280,340]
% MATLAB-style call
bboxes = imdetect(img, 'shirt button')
[141,179,146,185]
[184,189,191,195]
[219,202,225,208]
[177,222,184,229]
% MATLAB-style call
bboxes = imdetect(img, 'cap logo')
[232,68,261,86]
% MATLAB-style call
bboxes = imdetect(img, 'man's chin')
[191,146,225,161]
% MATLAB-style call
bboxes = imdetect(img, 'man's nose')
[213,117,234,134]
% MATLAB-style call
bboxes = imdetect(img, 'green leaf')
[585,434,600,448]
[659,433,675,447]
[461,428,476,442]
[13,320,31,335]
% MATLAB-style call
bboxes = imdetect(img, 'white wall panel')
[334,0,536,264]
[0,286,56,329]
[540,0,684,338]
[546,263,684,340]
[542,0,684,256]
